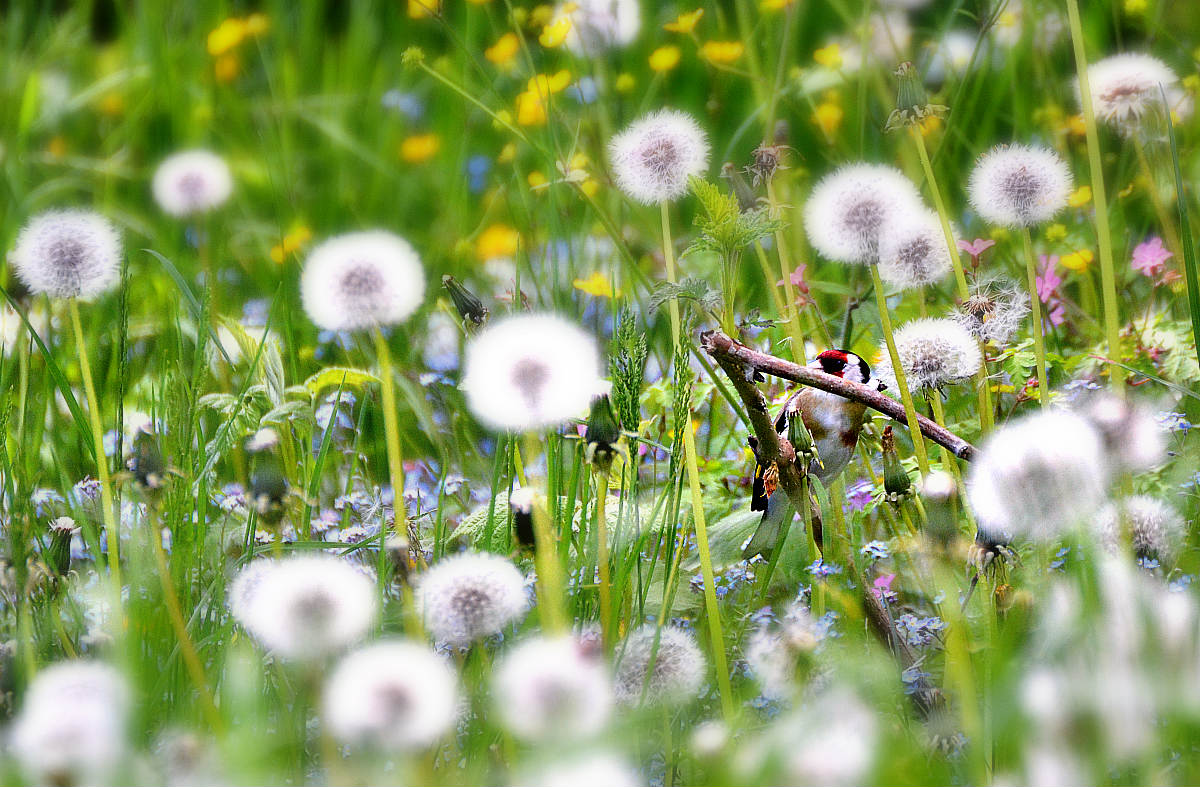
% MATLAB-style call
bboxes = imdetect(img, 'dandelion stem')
[68,300,122,590]
[660,201,735,722]
[524,432,567,634]
[767,180,808,365]
[1019,228,1051,409]
[372,329,415,553]
[595,470,613,650]
[1066,0,1124,390]
[1133,137,1184,262]
[868,266,931,474]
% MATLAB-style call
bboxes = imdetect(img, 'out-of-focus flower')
[493,635,612,740]
[648,45,682,72]
[875,318,982,392]
[1060,248,1093,272]
[152,150,234,217]
[229,556,378,661]
[803,163,922,264]
[10,661,129,786]
[1076,392,1165,474]
[476,223,520,261]
[269,224,313,263]
[615,72,636,92]
[522,752,641,787]
[968,144,1073,227]
[700,41,744,64]
[1095,495,1184,564]
[1081,53,1192,134]
[408,0,440,19]
[1046,223,1068,241]
[608,109,709,204]
[614,625,706,705]
[1067,185,1092,207]
[814,43,842,68]
[415,551,528,646]
[1132,236,1172,278]
[323,640,458,750]
[561,0,641,55]
[539,11,572,47]
[485,32,520,66]
[300,231,426,332]
[664,9,704,33]
[779,687,878,787]
[1036,254,1062,302]
[400,133,441,163]
[515,70,572,126]
[573,271,621,298]
[813,98,844,137]
[746,602,826,698]
[957,237,996,263]
[10,209,122,299]
[967,409,1109,540]
[877,207,954,289]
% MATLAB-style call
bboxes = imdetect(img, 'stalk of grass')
[595,470,613,648]
[1018,228,1051,409]
[868,265,931,474]
[372,328,414,555]
[659,201,735,722]
[1163,89,1200,372]
[766,180,808,365]
[523,432,567,634]
[1065,0,1124,390]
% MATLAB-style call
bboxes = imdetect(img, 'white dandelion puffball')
[875,318,982,392]
[11,661,129,785]
[877,208,954,288]
[967,409,1109,540]
[1095,496,1185,564]
[955,277,1030,347]
[1077,392,1165,474]
[563,0,641,56]
[151,150,233,217]
[229,555,378,661]
[745,602,825,700]
[300,231,426,332]
[10,209,122,299]
[967,144,1073,227]
[416,551,528,647]
[1082,53,1192,133]
[524,752,641,787]
[323,640,459,751]
[783,687,878,787]
[803,163,923,264]
[461,313,606,432]
[493,635,613,741]
[614,624,706,705]
[608,109,710,205]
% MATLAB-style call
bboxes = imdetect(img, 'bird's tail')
[742,491,792,560]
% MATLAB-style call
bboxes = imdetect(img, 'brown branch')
[701,331,977,461]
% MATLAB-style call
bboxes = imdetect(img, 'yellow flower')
[649,45,682,72]
[207,18,246,56]
[1124,0,1147,14]
[498,143,517,164]
[1068,185,1092,208]
[1184,74,1200,94]
[527,170,548,189]
[813,101,843,137]
[700,41,744,64]
[214,53,240,83]
[988,227,1010,241]
[516,90,548,126]
[476,224,520,260]
[97,93,125,116]
[46,136,66,158]
[408,0,440,18]
[663,8,704,33]
[269,225,312,264]
[573,271,621,298]
[580,178,600,197]
[919,115,942,136]
[813,43,842,68]
[526,70,572,97]
[1065,114,1087,137]
[1046,223,1067,242]
[244,13,270,36]
[539,14,572,47]
[530,5,555,26]
[761,0,796,8]
[1060,249,1094,272]
[615,73,636,92]
[485,32,520,66]
[400,133,441,163]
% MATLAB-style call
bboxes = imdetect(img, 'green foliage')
[683,176,782,264]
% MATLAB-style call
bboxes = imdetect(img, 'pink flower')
[1132,237,1173,278]
[957,238,996,261]
[1035,255,1062,303]
[776,263,810,293]
[872,573,897,602]
[1045,300,1065,327]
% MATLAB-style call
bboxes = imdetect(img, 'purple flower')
[775,263,810,293]
[1035,255,1061,302]
[957,237,996,262]
[805,559,842,578]
[1132,236,1172,278]
[843,478,874,512]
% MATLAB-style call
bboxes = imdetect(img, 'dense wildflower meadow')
[4,0,1200,784]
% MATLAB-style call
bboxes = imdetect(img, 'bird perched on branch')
[743,349,886,559]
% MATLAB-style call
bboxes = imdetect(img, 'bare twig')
[701,331,977,461]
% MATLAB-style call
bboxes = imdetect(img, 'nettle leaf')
[304,367,382,396]
[649,278,722,316]
[684,176,783,262]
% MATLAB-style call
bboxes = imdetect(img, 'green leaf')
[304,367,382,395]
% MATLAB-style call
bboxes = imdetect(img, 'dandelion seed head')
[493,635,612,741]
[11,661,129,785]
[230,555,377,661]
[954,277,1029,346]
[803,163,923,264]
[563,0,641,56]
[968,144,1073,227]
[875,318,982,392]
[967,409,1109,540]
[151,150,233,217]
[1077,392,1165,473]
[523,752,641,787]
[877,208,954,288]
[416,551,528,647]
[10,209,122,299]
[745,602,824,699]
[1083,53,1192,133]
[608,109,710,205]
[690,720,730,758]
[782,687,878,787]
[1095,496,1185,564]
[323,640,458,751]
[614,624,706,705]
[300,231,426,331]
[461,313,606,432]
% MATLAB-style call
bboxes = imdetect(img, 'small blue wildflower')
[568,76,598,104]
[1137,556,1161,571]
[381,90,425,120]
[1170,574,1196,592]
[1049,545,1070,571]
[242,298,269,326]
[465,154,491,194]
[895,614,947,648]
[901,664,931,695]
[1156,411,1192,434]
[844,478,874,513]
[103,429,120,457]
[860,540,890,562]
[806,558,842,578]
[749,606,777,626]
[32,489,66,517]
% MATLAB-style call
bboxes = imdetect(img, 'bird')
[742,349,886,559]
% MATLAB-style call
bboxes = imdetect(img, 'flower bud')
[441,274,489,329]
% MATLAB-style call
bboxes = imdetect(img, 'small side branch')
[701,331,977,461]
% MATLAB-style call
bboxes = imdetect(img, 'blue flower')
[844,478,875,513]
[1155,411,1192,434]
[860,540,890,562]
[895,614,946,648]
[901,663,931,695]
[568,76,598,104]
[465,154,491,194]
[806,559,842,578]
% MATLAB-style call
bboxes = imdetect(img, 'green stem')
[660,202,735,722]
[767,180,807,365]
[868,266,931,474]
[524,432,567,634]
[373,329,415,551]
[68,301,121,590]
[1019,228,1051,409]
[595,471,613,650]
[1066,0,1124,390]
